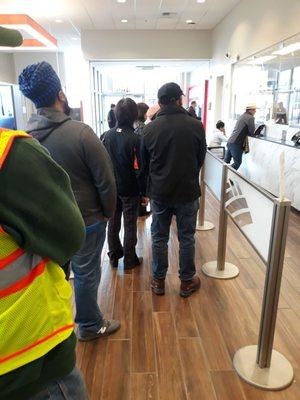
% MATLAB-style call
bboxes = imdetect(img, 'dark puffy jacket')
[140,105,207,205]
[103,126,142,196]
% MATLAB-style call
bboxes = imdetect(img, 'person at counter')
[209,120,227,147]
[275,102,288,125]
[224,103,257,170]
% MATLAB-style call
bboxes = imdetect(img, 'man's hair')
[191,101,197,106]
[115,98,138,127]
[111,104,116,108]
[216,120,225,130]
[137,102,149,122]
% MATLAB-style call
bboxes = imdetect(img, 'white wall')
[0,53,16,84]
[82,30,211,60]
[212,0,300,67]
[208,0,300,135]
[13,52,66,88]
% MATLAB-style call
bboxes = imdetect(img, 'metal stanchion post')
[196,164,214,231]
[202,165,239,279]
[233,199,294,390]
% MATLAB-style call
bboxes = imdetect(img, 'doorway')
[90,60,210,135]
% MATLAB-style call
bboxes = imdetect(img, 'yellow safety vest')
[0,129,74,375]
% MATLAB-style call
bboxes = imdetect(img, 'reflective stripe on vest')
[0,131,74,375]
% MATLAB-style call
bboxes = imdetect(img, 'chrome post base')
[202,261,239,279]
[233,345,294,390]
[196,221,215,231]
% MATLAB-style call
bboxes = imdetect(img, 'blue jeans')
[151,200,199,281]
[72,221,107,332]
[30,367,89,399]
[224,142,243,170]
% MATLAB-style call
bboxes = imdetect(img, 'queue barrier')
[196,163,215,231]
[200,150,293,390]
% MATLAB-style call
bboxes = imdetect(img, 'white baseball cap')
[246,103,258,110]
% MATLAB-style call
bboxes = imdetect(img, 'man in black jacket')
[140,83,207,297]
[19,62,120,342]
[103,98,147,269]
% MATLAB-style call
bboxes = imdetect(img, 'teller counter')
[238,129,300,211]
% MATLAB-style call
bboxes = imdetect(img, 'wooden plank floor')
[76,192,300,399]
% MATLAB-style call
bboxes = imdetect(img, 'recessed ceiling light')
[117,0,127,3]
[186,20,193,24]
[71,37,79,40]
[197,0,206,3]
[55,19,63,23]
[121,19,128,23]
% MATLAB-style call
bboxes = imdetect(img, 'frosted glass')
[226,170,275,263]
[204,151,223,201]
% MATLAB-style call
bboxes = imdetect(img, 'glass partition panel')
[232,31,300,132]
[204,151,223,201]
[226,170,275,263]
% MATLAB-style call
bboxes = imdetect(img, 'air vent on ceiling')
[136,66,161,71]
[161,12,178,18]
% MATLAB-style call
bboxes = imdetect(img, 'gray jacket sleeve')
[247,116,256,136]
[81,126,116,219]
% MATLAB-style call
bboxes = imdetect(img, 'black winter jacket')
[140,105,207,205]
[103,126,142,196]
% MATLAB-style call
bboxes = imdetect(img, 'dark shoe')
[124,256,143,270]
[108,250,124,269]
[151,277,165,295]
[77,319,120,342]
[139,211,152,217]
[180,276,201,298]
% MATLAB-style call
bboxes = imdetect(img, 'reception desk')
[239,130,300,211]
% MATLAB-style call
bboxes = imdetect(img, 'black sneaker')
[124,256,143,270]
[108,250,124,269]
[77,319,120,342]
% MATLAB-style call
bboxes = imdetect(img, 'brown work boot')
[180,276,201,298]
[151,277,165,295]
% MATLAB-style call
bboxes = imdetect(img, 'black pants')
[224,142,243,170]
[108,196,139,266]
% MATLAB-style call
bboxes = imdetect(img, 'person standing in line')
[19,62,120,342]
[187,100,198,119]
[135,102,151,217]
[0,127,88,399]
[103,98,148,270]
[135,102,149,136]
[107,103,116,129]
[224,103,257,170]
[140,83,207,298]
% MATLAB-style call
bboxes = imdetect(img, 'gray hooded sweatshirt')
[27,108,116,226]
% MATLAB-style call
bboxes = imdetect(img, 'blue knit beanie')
[19,61,62,108]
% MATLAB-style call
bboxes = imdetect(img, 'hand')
[141,197,149,207]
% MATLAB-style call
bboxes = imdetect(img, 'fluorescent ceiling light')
[197,0,206,3]
[0,14,57,50]
[121,19,128,23]
[117,0,127,2]
[55,19,63,23]
[186,20,193,24]
[248,55,277,65]
[71,37,79,40]
[273,42,300,56]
